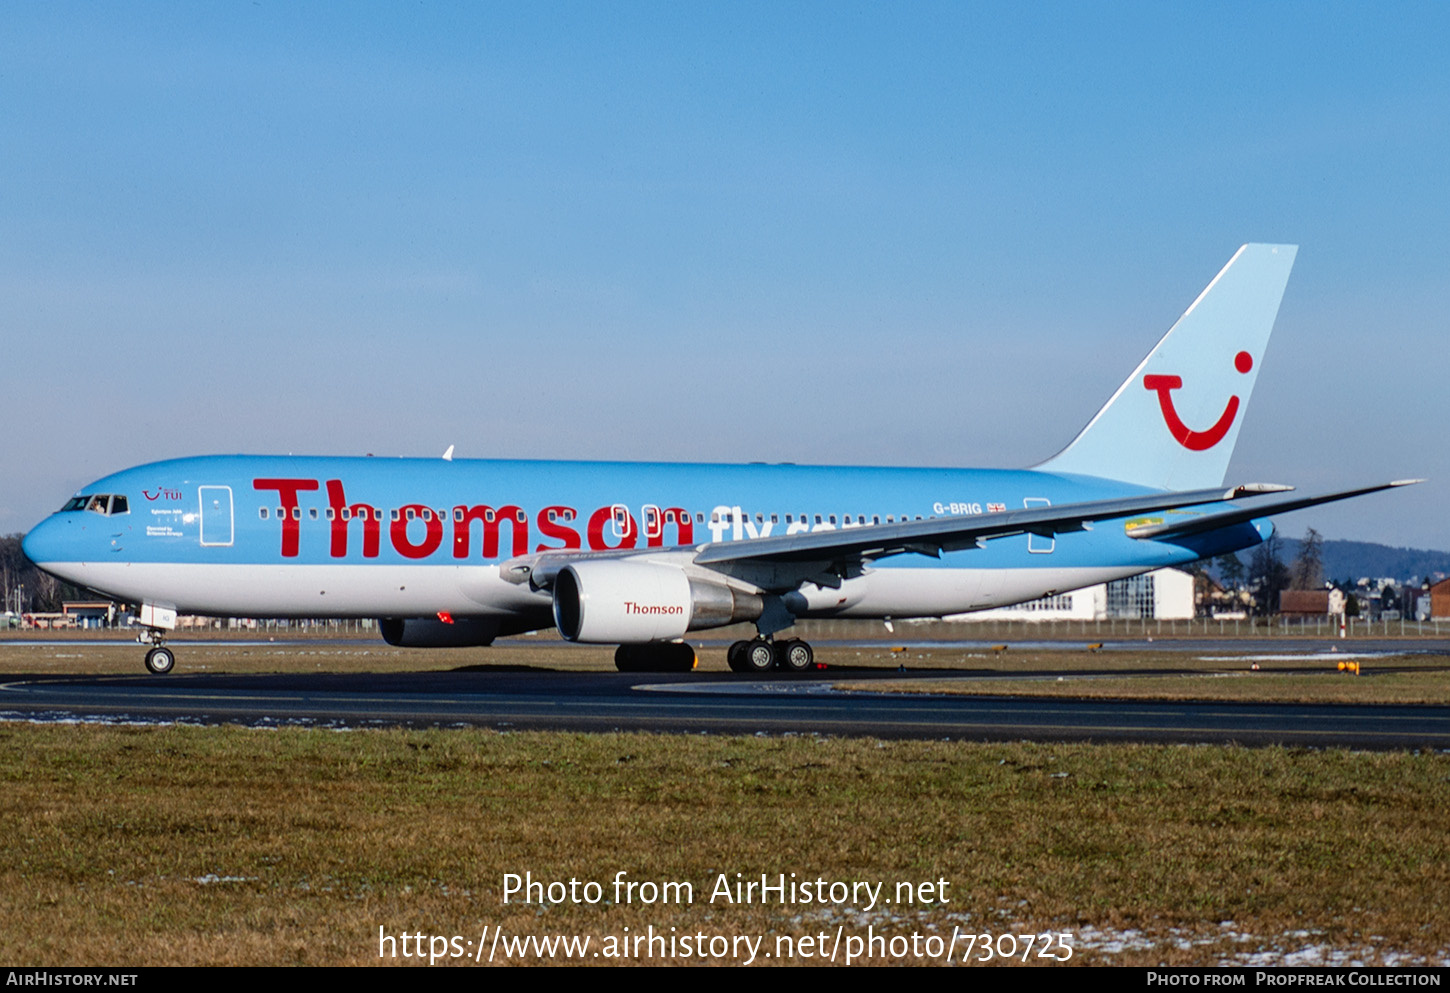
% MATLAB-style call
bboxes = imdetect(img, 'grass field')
[2,638,1449,967]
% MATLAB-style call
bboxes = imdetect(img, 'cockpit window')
[62,494,130,516]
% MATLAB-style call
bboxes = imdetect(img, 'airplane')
[22,244,1417,675]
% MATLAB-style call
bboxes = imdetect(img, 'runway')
[3,666,1448,749]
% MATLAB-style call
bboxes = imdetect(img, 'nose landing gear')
[144,645,176,674]
[137,626,175,674]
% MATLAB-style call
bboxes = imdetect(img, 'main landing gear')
[726,638,815,674]
[138,628,175,674]
[614,642,698,673]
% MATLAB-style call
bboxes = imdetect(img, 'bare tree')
[1214,552,1246,589]
[1250,532,1290,615]
[1,534,85,612]
[1290,527,1325,590]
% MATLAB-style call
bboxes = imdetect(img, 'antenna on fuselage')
[442,445,455,461]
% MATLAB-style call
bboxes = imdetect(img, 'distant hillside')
[1227,537,1450,585]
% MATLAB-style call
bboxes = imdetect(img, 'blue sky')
[4,2,1447,551]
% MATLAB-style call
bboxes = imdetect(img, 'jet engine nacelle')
[379,616,500,647]
[552,560,763,643]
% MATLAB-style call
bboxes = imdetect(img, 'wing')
[502,481,1384,594]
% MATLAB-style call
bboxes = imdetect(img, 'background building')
[946,568,1195,622]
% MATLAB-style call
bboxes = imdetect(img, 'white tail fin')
[1038,244,1297,490]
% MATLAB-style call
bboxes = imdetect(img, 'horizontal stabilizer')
[1125,480,1422,541]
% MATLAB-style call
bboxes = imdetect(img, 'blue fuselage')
[23,454,1266,623]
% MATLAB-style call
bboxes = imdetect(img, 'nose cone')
[22,515,68,566]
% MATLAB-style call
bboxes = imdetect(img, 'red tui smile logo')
[1143,351,1253,451]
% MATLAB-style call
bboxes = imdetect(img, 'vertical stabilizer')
[1038,244,1297,490]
